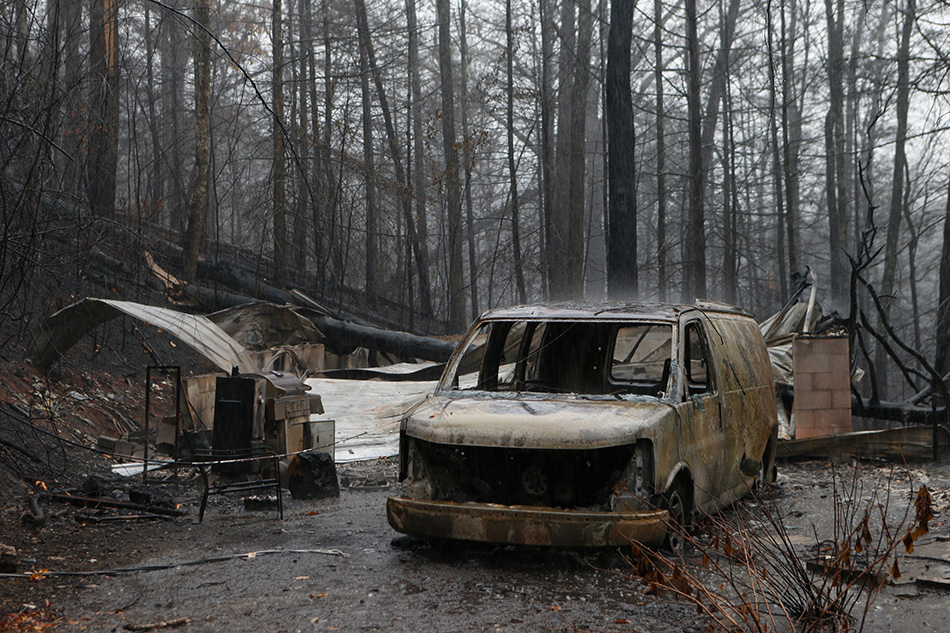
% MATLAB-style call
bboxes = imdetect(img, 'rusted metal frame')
[144,365,182,483]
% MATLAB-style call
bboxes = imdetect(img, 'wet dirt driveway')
[35,461,950,632]
[51,485,702,633]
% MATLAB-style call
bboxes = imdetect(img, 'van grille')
[412,439,635,510]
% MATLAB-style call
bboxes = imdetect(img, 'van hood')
[404,393,674,449]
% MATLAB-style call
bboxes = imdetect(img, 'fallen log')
[305,311,456,363]
[183,285,457,363]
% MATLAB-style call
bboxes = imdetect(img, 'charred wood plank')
[42,492,185,517]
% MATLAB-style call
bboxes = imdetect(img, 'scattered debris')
[123,616,191,631]
[0,549,348,580]
[243,495,280,512]
[0,543,16,573]
[22,493,45,526]
[81,475,115,497]
[128,487,176,511]
[75,513,169,523]
[289,451,340,500]
[207,302,321,351]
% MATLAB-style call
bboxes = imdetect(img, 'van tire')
[663,484,692,555]
[754,427,778,491]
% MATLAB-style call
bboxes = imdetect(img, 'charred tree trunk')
[825,0,848,308]
[272,0,287,288]
[436,0,466,329]
[566,0,593,297]
[722,62,739,305]
[879,0,915,329]
[302,0,324,286]
[935,177,950,375]
[183,0,211,282]
[506,0,527,303]
[161,1,187,234]
[768,0,788,301]
[406,0,431,316]
[539,0,556,299]
[606,0,637,300]
[86,0,120,218]
[781,0,799,278]
[293,8,309,275]
[875,0,915,399]
[404,0,432,317]
[58,0,83,197]
[356,5,377,307]
[550,0,576,300]
[144,5,163,211]
[683,0,705,301]
[459,0,481,317]
[654,0,667,302]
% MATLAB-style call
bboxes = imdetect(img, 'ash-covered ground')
[2,453,949,633]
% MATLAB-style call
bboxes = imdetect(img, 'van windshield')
[444,320,674,398]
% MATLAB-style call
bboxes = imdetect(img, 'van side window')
[685,323,713,395]
[610,324,673,396]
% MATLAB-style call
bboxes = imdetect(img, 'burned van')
[387,303,778,549]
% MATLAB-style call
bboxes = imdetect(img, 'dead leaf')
[861,514,872,544]
[891,558,901,580]
[550,605,561,612]
[916,486,934,532]
[615,619,631,624]
[903,531,915,554]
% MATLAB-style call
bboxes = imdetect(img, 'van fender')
[659,461,693,501]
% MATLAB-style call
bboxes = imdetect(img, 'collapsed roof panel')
[28,298,255,374]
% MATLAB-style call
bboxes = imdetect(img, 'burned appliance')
[211,370,327,473]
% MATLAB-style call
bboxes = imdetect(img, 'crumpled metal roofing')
[28,298,255,374]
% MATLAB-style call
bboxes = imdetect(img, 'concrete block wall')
[792,335,852,439]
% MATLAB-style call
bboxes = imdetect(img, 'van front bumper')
[386,496,668,548]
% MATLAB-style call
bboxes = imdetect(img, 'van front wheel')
[664,485,691,555]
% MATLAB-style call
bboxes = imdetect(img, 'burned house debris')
[387,303,779,548]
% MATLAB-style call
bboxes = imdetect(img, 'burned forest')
[2,0,950,631]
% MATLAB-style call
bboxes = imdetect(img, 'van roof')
[479,301,751,322]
